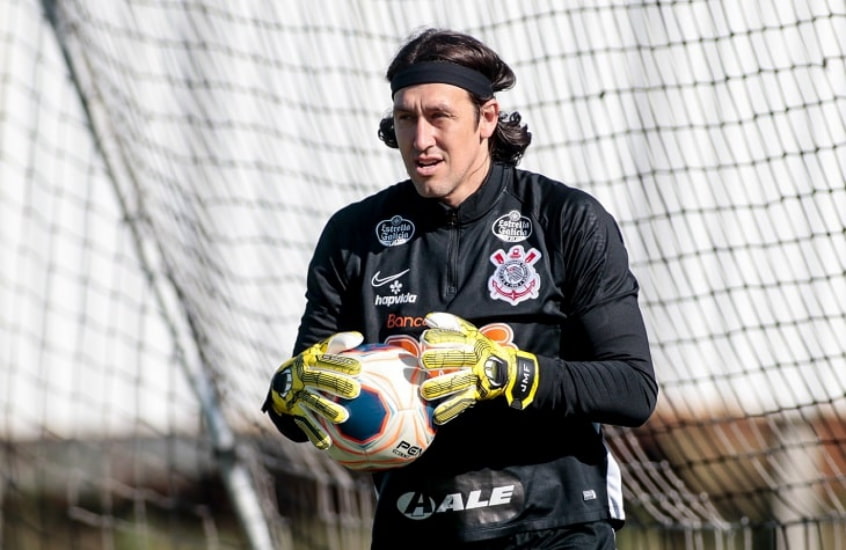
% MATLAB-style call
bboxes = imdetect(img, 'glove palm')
[265,332,363,449]
[419,312,539,424]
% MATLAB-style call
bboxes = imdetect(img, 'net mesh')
[2,1,845,548]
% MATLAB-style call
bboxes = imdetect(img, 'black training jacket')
[279,161,658,545]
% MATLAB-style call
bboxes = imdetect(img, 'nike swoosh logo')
[371,269,410,287]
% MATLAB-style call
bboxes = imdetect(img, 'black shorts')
[373,521,617,550]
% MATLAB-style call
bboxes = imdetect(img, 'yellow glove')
[265,332,363,449]
[419,312,540,424]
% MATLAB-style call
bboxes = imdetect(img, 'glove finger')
[301,369,360,398]
[420,348,477,370]
[315,353,362,376]
[425,311,472,332]
[324,331,364,354]
[432,391,476,425]
[300,390,351,423]
[293,415,332,450]
[420,328,474,349]
[420,369,476,399]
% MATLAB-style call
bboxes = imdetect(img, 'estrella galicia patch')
[488,245,542,306]
[395,469,524,526]
[376,215,415,247]
[492,210,532,242]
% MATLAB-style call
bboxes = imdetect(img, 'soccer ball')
[317,343,436,471]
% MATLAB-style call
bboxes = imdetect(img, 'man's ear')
[479,99,500,139]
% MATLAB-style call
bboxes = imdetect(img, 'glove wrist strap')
[505,352,539,410]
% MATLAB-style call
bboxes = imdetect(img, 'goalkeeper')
[263,27,658,550]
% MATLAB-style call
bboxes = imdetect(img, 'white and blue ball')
[318,344,436,471]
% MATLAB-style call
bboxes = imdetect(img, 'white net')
[2,1,845,548]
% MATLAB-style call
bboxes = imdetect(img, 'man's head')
[379,29,531,207]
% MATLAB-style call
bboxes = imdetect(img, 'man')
[263,28,658,549]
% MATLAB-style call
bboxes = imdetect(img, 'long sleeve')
[534,293,658,426]
[530,183,657,426]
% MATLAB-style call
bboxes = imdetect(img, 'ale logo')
[396,491,437,520]
[395,475,523,522]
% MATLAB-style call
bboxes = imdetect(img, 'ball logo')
[376,215,415,247]
[492,210,532,242]
[392,440,425,458]
[488,245,542,306]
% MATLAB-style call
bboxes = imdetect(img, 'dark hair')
[378,28,531,165]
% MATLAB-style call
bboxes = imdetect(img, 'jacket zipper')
[446,210,459,297]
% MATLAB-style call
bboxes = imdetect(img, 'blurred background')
[1,1,844,548]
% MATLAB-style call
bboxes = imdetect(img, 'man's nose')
[413,119,435,151]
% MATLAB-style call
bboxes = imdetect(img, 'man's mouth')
[415,158,442,175]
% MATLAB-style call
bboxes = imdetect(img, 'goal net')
[2,1,844,549]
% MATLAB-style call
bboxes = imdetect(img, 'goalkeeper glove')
[263,332,363,450]
[419,312,540,425]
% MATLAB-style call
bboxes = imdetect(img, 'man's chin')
[410,180,446,200]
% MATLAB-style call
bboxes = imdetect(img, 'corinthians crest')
[488,245,542,306]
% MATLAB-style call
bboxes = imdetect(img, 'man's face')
[393,83,499,208]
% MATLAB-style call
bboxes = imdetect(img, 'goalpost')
[1,1,844,549]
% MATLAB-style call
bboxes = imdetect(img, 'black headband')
[390,61,494,98]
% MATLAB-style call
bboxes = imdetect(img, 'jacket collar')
[411,162,508,226]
